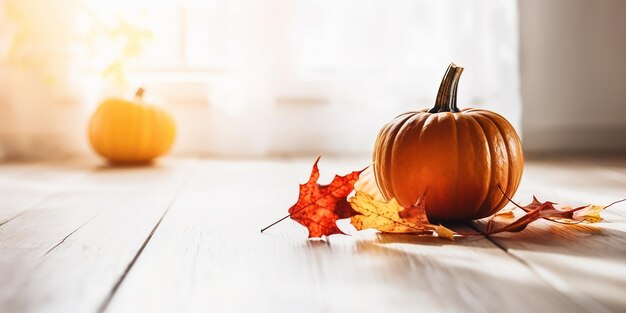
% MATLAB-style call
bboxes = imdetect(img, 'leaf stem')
[260,203,314,233]
[260,214,291,233]
[497,184,524,210]
[604,198,626,209]
[261,165,368,234]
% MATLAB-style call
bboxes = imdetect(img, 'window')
[65,0,521,156]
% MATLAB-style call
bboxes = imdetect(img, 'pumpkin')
[373,64,523,222]
[88,88,176,164]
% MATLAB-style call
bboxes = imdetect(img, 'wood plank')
[0,159,194,313]
[474,157,626,313]
[0,160,92,225]
[105,159,586,313]
[519,156,625,204]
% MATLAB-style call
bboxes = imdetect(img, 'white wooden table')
[0,155,624,313]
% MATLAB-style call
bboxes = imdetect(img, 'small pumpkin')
[373,64,523,222]
[88,88,176,164]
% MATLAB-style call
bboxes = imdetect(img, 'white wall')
[520,0,626,152]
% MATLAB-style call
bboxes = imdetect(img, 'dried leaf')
[349,191,429,233]
[287,157,363,238]
[433,224,455,240]
[494,209,516,218]
[348,191,455,240]
[266,165,624,241]
[487,195,625,234]
[573,205,605,223]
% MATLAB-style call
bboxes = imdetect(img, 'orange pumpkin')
[373,64,523,222]
[88,88,176,164]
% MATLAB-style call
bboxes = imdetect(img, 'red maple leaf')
[261,157,364,238]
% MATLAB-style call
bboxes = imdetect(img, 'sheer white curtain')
[0,0,520,159]
[177,0,520,156]
[0,0,85,160]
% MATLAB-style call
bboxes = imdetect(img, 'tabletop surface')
[0,155,624,313]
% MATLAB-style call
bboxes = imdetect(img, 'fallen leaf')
[572,205,605,223]
[486,191,626,234]
[486,200,580,233]
[494,209,516,218]
[485,207,517,232]
[433,224,455,240]
[349,191,429,233]
[348,191,455,240]
[264,165,624,241]
[286,157,364,238]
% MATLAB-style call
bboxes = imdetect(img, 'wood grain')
[0,159,194,313]
[0,156,624,313]
[474,155,626,313]
[106,159,584,313]
[0,160,92,225]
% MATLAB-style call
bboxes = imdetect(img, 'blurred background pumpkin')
[88,88,176,164]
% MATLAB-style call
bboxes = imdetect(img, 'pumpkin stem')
[429,63,463,113]
[135,87,145,99]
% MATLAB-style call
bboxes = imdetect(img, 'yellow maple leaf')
[348,191,430,233]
